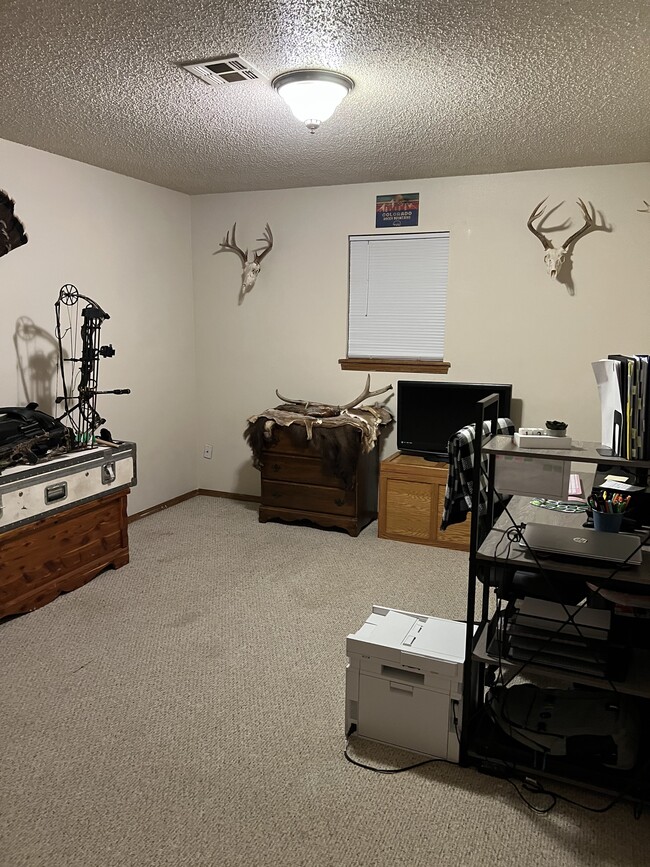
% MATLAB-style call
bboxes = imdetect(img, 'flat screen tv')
[397,381,513,461]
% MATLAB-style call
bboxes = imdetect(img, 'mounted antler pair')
[214,222,274,295]
[276,375,393,418]
[527,198,596,279]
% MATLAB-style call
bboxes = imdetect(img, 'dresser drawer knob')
[272,463,282,472]
[334,497,345,507]
[272,490,282,499]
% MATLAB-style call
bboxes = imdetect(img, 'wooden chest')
[378,452,470,551]
[258,427,379,536]
[0,489,129,619]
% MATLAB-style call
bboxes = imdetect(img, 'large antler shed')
[275,375,393,417]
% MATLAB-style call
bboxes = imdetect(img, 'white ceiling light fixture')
[272,69,354,134]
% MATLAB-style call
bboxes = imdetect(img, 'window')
[340,232,450,373]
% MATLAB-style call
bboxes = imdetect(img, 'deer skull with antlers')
[214,223,274,295]
[527,198,595,279]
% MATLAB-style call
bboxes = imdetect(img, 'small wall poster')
[375,192,419,228]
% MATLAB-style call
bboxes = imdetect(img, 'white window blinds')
[347,232,449,359]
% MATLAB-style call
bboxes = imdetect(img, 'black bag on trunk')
[0,403,72,469]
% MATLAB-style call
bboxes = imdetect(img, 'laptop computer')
[519,522,643,567]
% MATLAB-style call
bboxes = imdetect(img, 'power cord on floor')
[476,761,634,816]
[344,746,447,774]
[503,777,557,814]
[344,728,447,774]
[347,729,639,815]
[505,774,627,815]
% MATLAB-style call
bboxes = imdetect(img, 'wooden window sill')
[339,358,451,374]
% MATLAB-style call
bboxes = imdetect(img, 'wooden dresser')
[378,452,470,550]
[258,427,379,536]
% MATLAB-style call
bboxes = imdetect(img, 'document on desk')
[592,359,623,455]
[598,479,645,493]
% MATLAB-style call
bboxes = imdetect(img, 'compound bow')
[54,284,130,446]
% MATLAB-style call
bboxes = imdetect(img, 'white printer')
[346,606,473,762]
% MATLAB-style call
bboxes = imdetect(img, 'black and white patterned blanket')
[440,418,514,529]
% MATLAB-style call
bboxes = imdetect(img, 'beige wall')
[0,138,197,513]
[191,162,650,495]
[3,143,647,508]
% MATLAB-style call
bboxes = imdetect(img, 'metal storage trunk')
[0,442,136,532]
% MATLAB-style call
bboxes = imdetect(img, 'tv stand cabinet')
[378,453,470,550]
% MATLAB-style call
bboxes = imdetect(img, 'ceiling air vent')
[181,54,267,87]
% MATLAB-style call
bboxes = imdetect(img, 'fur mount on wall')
[0,190,28,258]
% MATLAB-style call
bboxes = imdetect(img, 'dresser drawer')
[263,427,320,457]
[261,454,345,488]
[262,480,356,516]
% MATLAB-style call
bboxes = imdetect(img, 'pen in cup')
[587,492,631,514]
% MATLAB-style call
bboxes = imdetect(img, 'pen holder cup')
[593,511,624,533]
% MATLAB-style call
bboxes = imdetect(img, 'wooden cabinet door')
[380,478,434,542]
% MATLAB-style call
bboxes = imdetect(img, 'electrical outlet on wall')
[203,444,213,459]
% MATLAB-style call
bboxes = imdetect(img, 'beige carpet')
[1,497,648,867]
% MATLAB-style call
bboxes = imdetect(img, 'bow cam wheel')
[59,284,79,306]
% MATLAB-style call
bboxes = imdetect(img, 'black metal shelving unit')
[460,397,650,807]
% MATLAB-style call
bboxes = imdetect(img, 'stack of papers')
[504,599,611,678]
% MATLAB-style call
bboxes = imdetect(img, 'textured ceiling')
[0,0,648,194]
